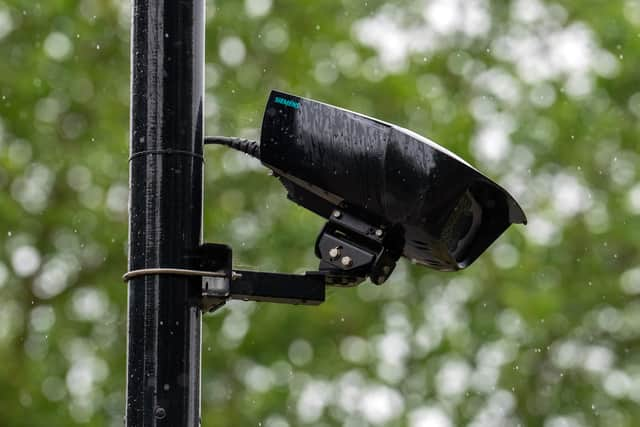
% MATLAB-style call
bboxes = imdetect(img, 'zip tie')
[129,149,205,162]
[123,268,241,282]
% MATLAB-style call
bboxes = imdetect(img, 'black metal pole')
[127,1,204,425]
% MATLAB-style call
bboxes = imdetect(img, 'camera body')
[260,90,526,273]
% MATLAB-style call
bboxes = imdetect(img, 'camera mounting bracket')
[197,208,402,311]
[315,209,400,286]
[195,243,325,312]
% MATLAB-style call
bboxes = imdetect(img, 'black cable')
[204,136,260,159]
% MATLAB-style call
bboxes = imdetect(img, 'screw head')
[328,247,341,259]
[332,210,342,219]
[375,229,384,237]
[341,256,353,267]
[154,407,167,420]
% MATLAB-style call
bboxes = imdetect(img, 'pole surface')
[127,1,204,425]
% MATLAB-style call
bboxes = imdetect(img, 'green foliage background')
[1,0,639,426]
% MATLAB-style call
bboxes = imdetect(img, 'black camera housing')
[260,90,526,274]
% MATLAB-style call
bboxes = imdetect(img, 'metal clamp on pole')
[198,244,325,311]
[123,243,327,312]
[198,243,233,311]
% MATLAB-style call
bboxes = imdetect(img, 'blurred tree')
[0,0,639,426]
